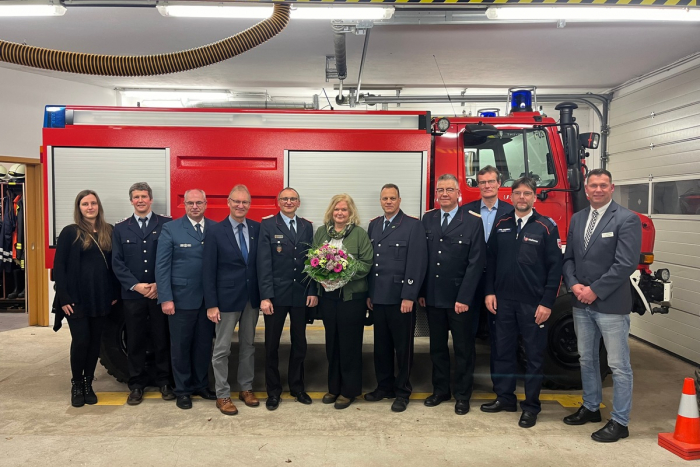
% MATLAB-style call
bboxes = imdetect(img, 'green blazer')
[313,224,373,301]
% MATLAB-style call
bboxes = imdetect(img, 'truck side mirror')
[579,132,600,150]
[568,168,581,191]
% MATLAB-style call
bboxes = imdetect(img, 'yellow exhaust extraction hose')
[0,4,290,76]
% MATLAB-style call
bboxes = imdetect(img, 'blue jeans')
[573,307,633,426]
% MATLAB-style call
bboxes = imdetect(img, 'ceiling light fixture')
[0,4,66,17]
[157,4,395,21]
[118,88,232,102]
[486,6,700,22]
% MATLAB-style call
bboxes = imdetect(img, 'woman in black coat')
[53,190,117,407]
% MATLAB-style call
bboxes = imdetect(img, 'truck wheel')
[540,294,610,390]
[99,301,129,383]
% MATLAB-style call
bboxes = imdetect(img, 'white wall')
[608,56,700,364]
[0,67,116,159]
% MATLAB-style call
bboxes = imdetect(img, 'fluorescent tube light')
[119,89,231,101]
[0,4,66,17]
[486,6,700,22]
[157,5,394,21]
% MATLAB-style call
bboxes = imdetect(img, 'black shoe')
[266,396,280,411]
[176,395,192,410]
[391,397,409,413]
[83,376,98,405]
[322,393,339,404]
[480,400,517,413]
[455,399,470,415]
[160,385,176,401]
[127,388,144,406]
[292,391,312,405]
[591,420,629,443]
[563,406,602,425]
[519,411,537,428]
[424,394,451,407]
[364,389,396,402]
[334,396,355,410]
[193,387,217,400]
[71,379,85,407]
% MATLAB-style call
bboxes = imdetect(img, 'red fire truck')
[42,90,671,388]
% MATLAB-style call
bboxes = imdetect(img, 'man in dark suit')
[155,188,217,409]
[203,184,261,416]
[112,182,174,405]
[463,166,514,381]
[562,169,642,442]
[418,174,486,415]
[257,187,318,410]
[481,177,563,428]
[366,184,427,413]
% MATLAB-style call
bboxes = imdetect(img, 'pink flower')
[338,250,346,258]
[310,258,320,267]
[326,254,334,261]
[333,263,343,273]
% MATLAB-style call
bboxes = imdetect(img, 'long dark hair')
[73,190,113,251]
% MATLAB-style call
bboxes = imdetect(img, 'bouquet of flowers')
[304,242,360,292]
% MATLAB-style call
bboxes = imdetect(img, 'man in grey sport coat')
[562,168,642,443]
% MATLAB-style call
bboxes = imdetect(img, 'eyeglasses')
[478,179,499,186]
[228,198,250,205]
[279,197,299,203]
[185,201,206,207]
[435,188,457,194]
[512,191,535,198]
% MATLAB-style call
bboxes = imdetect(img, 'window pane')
[653,179,700,215]
[464,129,556,188]
[612,183,649,214]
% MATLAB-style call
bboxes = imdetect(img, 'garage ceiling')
[1,5,700,101]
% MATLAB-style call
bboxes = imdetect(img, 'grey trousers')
[212,302,259,398]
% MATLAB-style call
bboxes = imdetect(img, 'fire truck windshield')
[464,129,557,189]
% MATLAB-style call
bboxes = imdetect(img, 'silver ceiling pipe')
[353,28,372,108]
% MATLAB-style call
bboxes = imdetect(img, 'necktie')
[517,218,523,238]
[139,217,148,234]
[383,219,390,232]
[289,219,296,243]
[237,223,248,263]
[441,212,449,234]
[195,223,202,241]
[584,210,599,250]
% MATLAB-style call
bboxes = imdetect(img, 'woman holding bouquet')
[312,194,373,409]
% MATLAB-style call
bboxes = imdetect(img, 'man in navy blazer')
[203,184,261,416]
[462,165,514,381]
[112,182,174,405]
[155,189,217,409]
[365,184,427,413]
[418,174,486,416]
[257,187,318,410]
[562,169,642,443]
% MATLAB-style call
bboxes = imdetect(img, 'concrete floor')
[0,317,696,466]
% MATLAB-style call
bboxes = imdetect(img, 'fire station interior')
[1,2,699,465]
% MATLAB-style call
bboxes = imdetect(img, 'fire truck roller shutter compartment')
[49,147,170,383]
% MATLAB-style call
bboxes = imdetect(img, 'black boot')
[83,376,98,405]
[71,379,85,407]
[7,269,23,299]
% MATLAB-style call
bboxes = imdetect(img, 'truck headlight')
[655,268,670,282]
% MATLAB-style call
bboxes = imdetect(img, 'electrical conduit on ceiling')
[0,4,290,76]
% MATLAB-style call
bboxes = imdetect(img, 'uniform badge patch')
[274,235,284,239]
[523,236,539,244]
[497,228,511,233]
[277,245,283,253]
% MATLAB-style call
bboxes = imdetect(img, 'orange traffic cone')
[658,377,700,460]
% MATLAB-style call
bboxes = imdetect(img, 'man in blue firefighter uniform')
[366,184,427,413]
[112,182,174,405]
[257,187,318,410]
[481,177,563,428]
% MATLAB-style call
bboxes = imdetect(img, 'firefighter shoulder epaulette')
[262,214,274,219]
[159,214,172,218]
[468,210,481,218]
[405,214,420,220]
[300,217,312,223]
[424,208,437,214]
[116,217,130,224]
[370,215,381,222]
[547,217,557,227]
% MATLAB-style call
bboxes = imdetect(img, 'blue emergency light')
[44,106,66,128]
[479,111,497,118]
[511,90,533,112]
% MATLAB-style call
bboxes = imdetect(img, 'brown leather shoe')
[238,390,260,407]
[216,397,238,416]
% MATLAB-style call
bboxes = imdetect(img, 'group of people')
[53,166,640,443]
